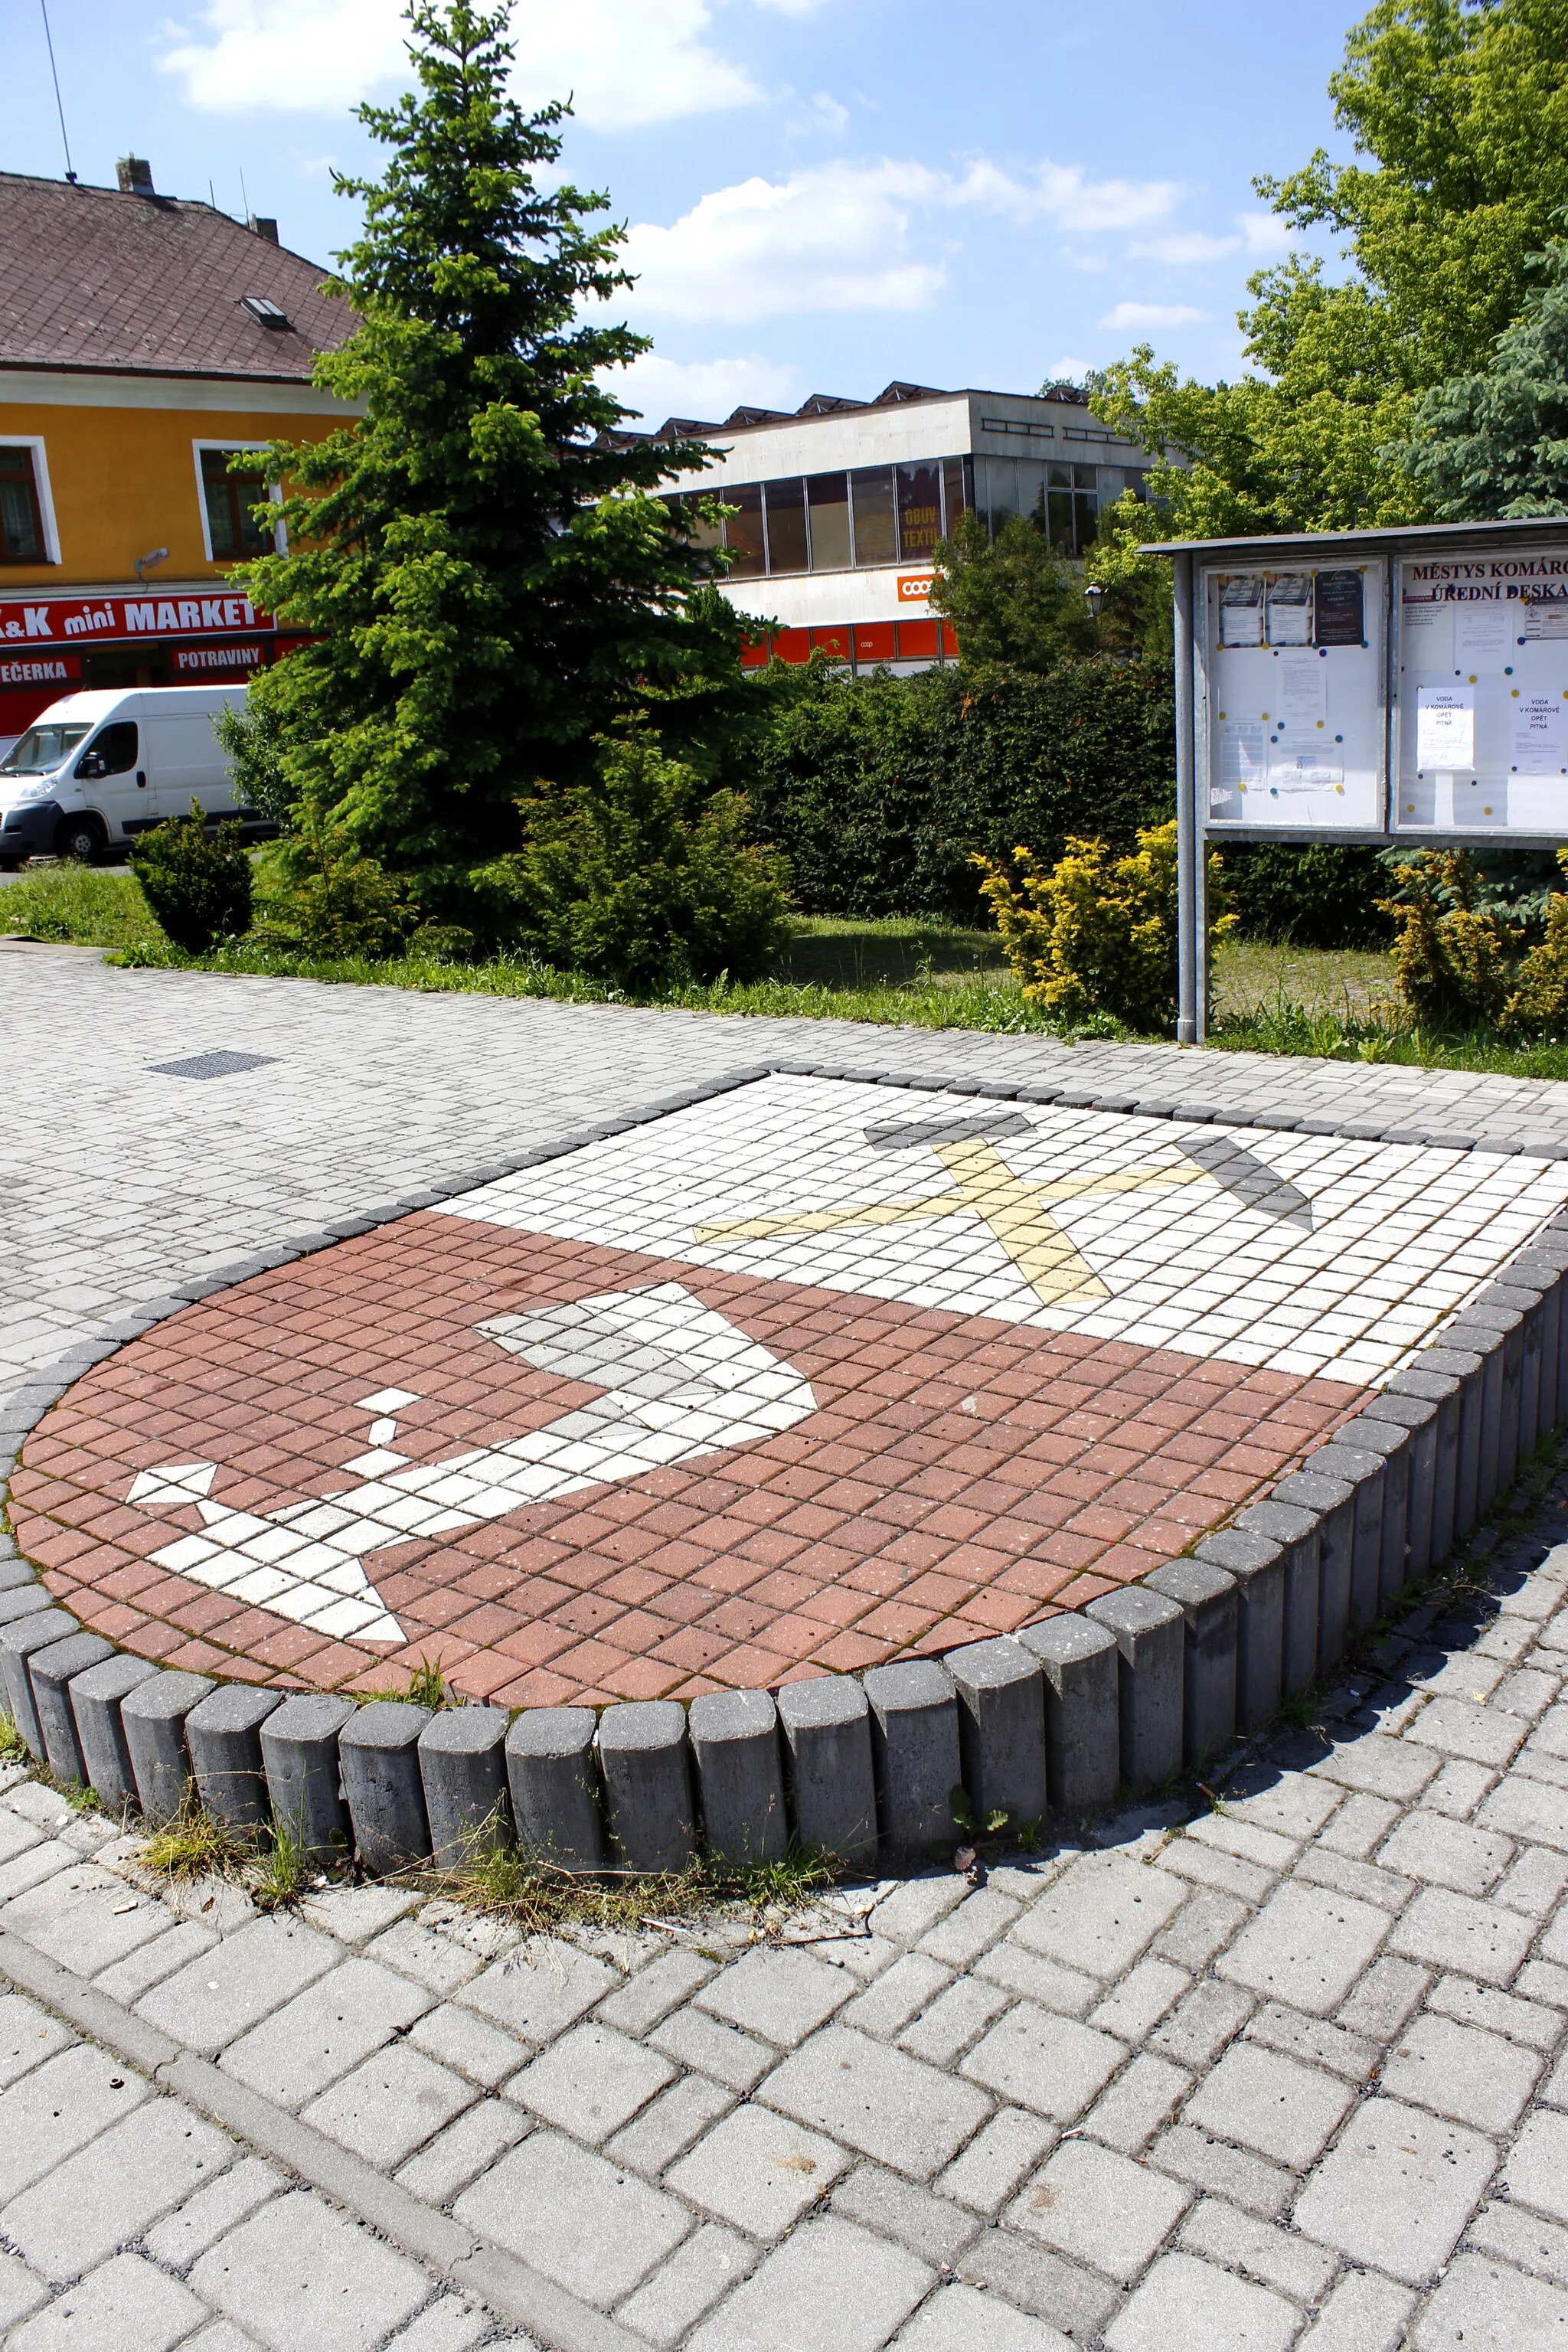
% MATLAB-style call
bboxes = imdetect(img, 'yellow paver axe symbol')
[694,1110,1305,1310]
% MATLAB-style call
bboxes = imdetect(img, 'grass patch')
[0,861,163,950]
[0,1713,29,1765]
[420,1829,843,1942]
[140,1791,253,1878]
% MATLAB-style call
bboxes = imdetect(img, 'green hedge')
[747,658,1177,920]
[1217,842,1396,951]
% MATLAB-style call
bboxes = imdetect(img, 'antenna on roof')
[240,165,250,221]
[39,0,76,184]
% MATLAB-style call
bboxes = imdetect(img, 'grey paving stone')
[1223,1772,1344,1841]
[957,2225,1119,2339]
[1429,1972,1566,2049]
[1087,1956,1191,2042]
[668,2102,851,2237]
[137,1916,338,2055]
[142,2157,285,2270]
[0,2099,233,2284]
[1504,2107,1568,2223]
[962,2003,1125,2125]
[605,2073,735,2176]
[616,2223,757,2350]
[1389,1886,1538,1985]
[1296,2269,1415,2352]
[455,2127,691,2308]
[405,2000,523,2091]
[299,2043,475,2168]
[380,2298,493,2352]
[297,1886,420,1948]
[1178,2195,1337,2301]
[1,1863,173,1977]
[362,1916,484,1998]
[454,1935,616,2047]
[0,2045,152,2200]
[1378,1809,1515,1893]
[831,2163,980,2269]
[219,1956,431,2109]
[694,1945,854,2048]
[1148,1979,1255,2068]
[648,2004,774,2092]
[1519,1956,1568,2009]
[1295,1842,1414,1912]
[1468,2197,1568,2289]
[1337,1954,1431,2038]
[1008,1850,1186,1978]
[0,1991,74,2088]
[190,2187,432,2352]
[1496,1845,1568,1917]
[897,1977,1011,2067]
[94,1917,218,2006]
[1410,1695,1530,1768]
[594,1949,717,2037]
[843,1953,954,2040]
[1153,1888,1250,1970]
[681,2217,926,2352]
[1480,1773,1568,1849]
[762,2024,991,2177]
[1312,1731,1441,1801]
[8,2252,205,2352]
[869,1875,970,1947]
[511,2020,676,2146]
[1292,2096,1498,2285]
[1243,2000,1380,2082]
[1007,2136,1189,2283]
[0,2254,48,2335]
[934,2106,1058,2216]
[1148,2124,1296,2218]
[919,1886,1021,1968]
[1182,2040,1354,2168]
[975,1940,1100,2017]
[1103,2250,1299,2352]
[1218,1880,1390,2015]
[1383,2011,1544,2132]
[1413,2251,1568,2350]
[892,2282,1072,2351]
[391,2099,528,2204]
[1080,2053,1191,2154]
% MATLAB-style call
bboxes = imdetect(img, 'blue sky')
[8,0,1362,425]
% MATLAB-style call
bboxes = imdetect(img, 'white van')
[0,684,261,868]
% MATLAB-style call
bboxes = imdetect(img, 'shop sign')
[175,644,268,675]
[896,572,933,604]
[0,593,274,648]
[0,652,80,688]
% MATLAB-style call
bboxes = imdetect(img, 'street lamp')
[1084,582,1106,623]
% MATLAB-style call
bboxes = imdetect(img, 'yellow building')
[0,157,358,748]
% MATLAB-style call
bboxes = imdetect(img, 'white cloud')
[952,159,1181,234]
[622,161,947,321]
[1240,209,1295,257]
[1047,357,1093,384]
[1098,301,1210,331]
[1130,230,1242,266]
[750,0,832,12]
[162,0,760,132]
[786,90,851,137]
[603,351,803,426]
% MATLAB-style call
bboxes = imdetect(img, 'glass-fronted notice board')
[1204,561,1386,831]
[1395,547,1568,833]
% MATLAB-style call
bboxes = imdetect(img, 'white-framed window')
[192,440,285,562]
[0,438,61,565]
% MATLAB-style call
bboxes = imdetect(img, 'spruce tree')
[227,0,752,936]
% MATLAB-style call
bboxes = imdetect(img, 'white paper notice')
[1416,684,1475,769]
[1454,605,1514,667]
[1218,722,1266,786]
[1511,693,1568,773]
[1276,649,1328,725]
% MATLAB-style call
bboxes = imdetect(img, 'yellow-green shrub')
[973,819,1232,1034]
[1380,850,1517,1030]
[1505,849,1568,1038]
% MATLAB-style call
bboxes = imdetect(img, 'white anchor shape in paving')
[126,1283,818,1646]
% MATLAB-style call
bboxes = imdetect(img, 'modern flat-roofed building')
[0,161,358,752]
[629,380,1151,672]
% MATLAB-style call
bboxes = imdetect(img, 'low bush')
[1220,841,1395,949]
[250,811,428,961]
[974,818,1233,1034]
[485,733,792,991]
[129,800,253,954]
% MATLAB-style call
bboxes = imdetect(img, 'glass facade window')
[806,472,851,570]
[763,477,808,573]
[201,448,270,558]
[942,456,969,536]
[674,491,724,555]
[0,446,44,563]
[850,467,897,567]
[1044,462,1099,557]
[724,482,766,577]
[896,462,942,561]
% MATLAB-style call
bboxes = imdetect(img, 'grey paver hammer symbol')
[122,1284,818,1643]
[698,1109,1314,1308]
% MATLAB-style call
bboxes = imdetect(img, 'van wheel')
[55,815,106,864]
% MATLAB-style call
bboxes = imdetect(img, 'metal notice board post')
[1143,516,1568,1044]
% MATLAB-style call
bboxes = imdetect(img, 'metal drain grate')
[148,1050,279,1080]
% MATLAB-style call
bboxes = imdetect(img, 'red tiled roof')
[0,170,354,383]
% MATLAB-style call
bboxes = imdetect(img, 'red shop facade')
[0,588,310,750]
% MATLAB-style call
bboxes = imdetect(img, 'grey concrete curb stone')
[123,1670,216,1823]
[339,1700,433,1874]
[420,1706,511,1869]
[506,1707,604,1872]
[6,1061,1568,1877]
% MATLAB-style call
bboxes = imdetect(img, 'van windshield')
[1,723,90,776]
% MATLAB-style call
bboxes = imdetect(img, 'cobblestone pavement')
[5,1502,1568,2348]
[12,955,1568,2346]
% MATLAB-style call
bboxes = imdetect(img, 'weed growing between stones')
[0,1712,28,1764]
[136,1791,310,1913]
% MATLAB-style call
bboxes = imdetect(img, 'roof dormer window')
[240,296,289,329]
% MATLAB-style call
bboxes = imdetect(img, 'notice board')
[1204,561,1385,831]
[1395,547,1568,834]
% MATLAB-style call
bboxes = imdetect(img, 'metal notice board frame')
[1142,516,1568,1044]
